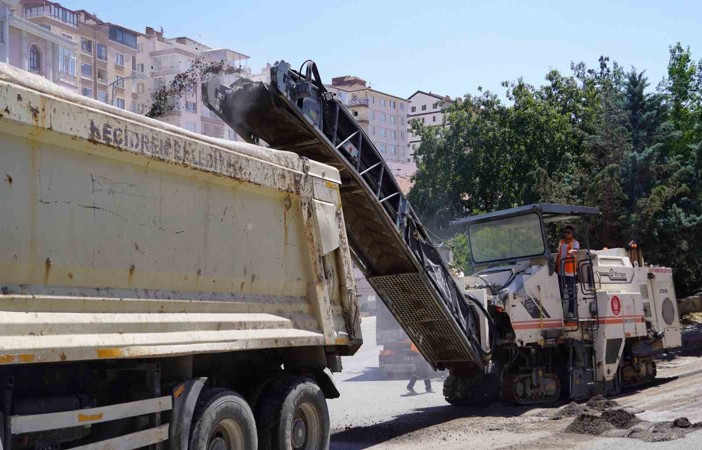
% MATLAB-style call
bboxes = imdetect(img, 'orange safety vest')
[410,343,419,353]
[557,239,579,276]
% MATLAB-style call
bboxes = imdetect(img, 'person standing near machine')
[557,224,580,317]
[406,342,434,394]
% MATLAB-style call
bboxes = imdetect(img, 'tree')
[409,45,702,296]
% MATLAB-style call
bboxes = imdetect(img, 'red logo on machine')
[611,296,621,316]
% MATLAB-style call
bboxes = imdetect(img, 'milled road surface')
[328,316,702,449]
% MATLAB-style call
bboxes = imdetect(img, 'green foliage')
[410,43,702,296]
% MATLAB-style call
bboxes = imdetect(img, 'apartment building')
[135,27,249,141]
[407,90,450,160]
[327,76,410,164]
[18,0,141,111]
[0,0,77,90]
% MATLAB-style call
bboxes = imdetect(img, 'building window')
[381,113,386,123]
[137,63,145,73]
[390,100,396,109]
[81,38,92,54]
[433,102,439,109]
[0,21,4,44]
[421,117,425,123]
[58,46,76,83]
[391,130,397,139]
[97,44,107,61]
[82,87,92,97]
[109,26,138,49]
[186,121,197,133]
[115,52,125,67]
[115,75,125,88]
[433,115,437,122]
[371,110,375,119]
[380,128,386,137]
[390,116,395,125]
[228,129,237,141]
[115,98,125,109]
[392,145,397,154]
[411,106,416,113]
[401,131,404,140]
[186,101,197,113]
[379,143,386,153]
[81,63,92,79]
[400,103,404,111]
[61,33,73,41]
[372,126,376,135]
[97,68,108,84]
[371,95,375,104]
[137,83,145,94]
[132,56,137,71]
[97,90,108,103]
[421,105,427,111]
[29,45,42,74]
[353,110,358,117]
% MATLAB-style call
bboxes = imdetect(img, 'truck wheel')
[255,376,330,450]
[189,388,257,450]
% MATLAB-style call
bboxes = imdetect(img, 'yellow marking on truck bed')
[96,348,124,359]
[173,384,185,399]
[18,354,35,362]
[78,412,104,422]
[0,355,15,364]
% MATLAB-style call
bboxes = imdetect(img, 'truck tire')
[255,376,330,450]
[189,388,257,450]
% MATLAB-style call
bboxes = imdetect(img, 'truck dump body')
[202,61,490,370]
[0,63,361,365]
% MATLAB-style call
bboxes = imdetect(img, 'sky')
[59,0,702,99]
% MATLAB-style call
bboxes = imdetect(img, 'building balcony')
[57,72,77,86]
[23,4,78,28]
[347,98,369,106]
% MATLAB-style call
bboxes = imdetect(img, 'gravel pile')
[565,400,702,443]
[552,401,590,418]
[626,419,702,443]
[566,414,615,435]
[600,409,640,429]
[586,394,620,411]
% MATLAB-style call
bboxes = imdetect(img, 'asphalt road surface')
[328,315,702,449]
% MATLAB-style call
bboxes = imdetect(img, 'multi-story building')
[135,27,249,141]
[327,76,409,164]
[407,90,450,160]
[326,76,412,314]
[17,0,142,111]
[0,0,77,90]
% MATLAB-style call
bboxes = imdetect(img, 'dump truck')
[376,301,418,376]
[0,64,361,449]
[202,60,682,407]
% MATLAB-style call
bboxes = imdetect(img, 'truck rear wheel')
[189,388,258,450]
[255,376,330,450]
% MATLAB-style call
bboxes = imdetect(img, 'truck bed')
[0,64,361,365]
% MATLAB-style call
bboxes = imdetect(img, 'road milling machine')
[202,60,682,406]
[451,204,682,404]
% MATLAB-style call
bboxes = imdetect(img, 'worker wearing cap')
[406,342,433,394]
[556,225,579,317]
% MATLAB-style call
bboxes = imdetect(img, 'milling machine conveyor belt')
[202,60,489,370]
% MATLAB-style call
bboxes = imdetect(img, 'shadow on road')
[330,402,536,449]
